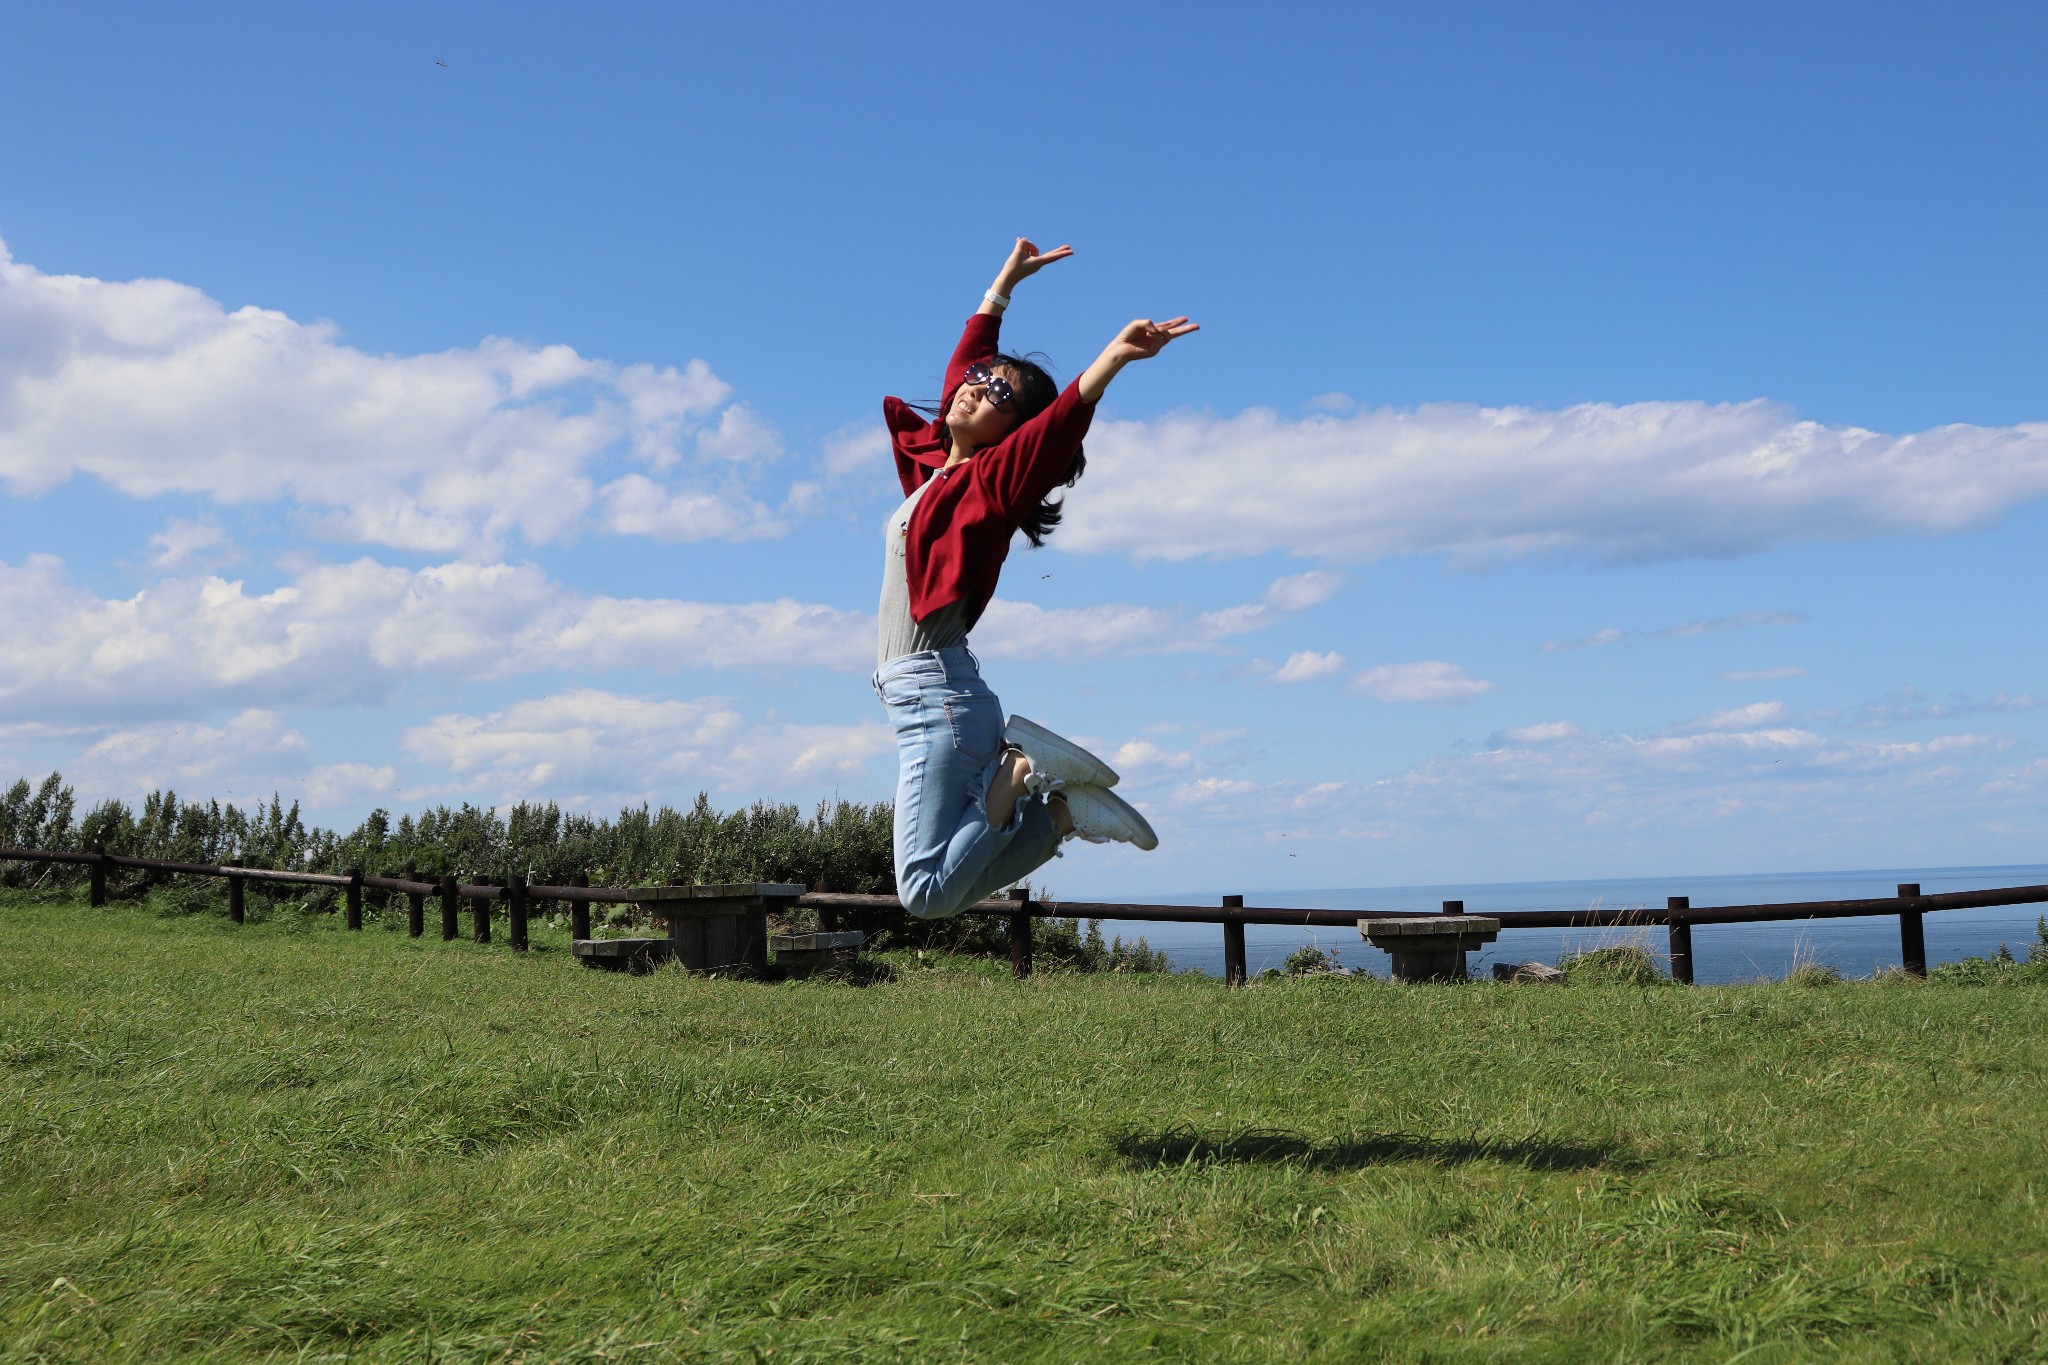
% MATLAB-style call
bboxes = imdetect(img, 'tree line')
[0,772,1168,966]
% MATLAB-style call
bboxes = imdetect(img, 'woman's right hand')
[996,237,1073,292]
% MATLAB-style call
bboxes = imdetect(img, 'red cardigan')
[882,313,1096,630]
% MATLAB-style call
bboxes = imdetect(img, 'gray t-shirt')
[877,477,970,667]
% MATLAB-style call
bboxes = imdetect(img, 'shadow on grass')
[1112,1125,1632,1172]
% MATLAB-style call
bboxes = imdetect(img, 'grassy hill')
[3,890,2046,1362]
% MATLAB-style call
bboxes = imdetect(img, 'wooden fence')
[5,844,2046,985]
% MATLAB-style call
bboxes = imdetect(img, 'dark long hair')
[920,351,1086,548]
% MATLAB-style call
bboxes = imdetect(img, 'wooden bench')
[1358,915,1501,982]
[771,929,867,978]
[572,882,805,974]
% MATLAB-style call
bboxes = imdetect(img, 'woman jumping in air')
[875,237,1198,919]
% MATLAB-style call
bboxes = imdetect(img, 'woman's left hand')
[1105,317,1200,364]
[1078,317,1200,402]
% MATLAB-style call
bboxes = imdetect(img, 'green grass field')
[4,890,2047,1362]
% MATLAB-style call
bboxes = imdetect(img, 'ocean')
[1087,863,2048,983]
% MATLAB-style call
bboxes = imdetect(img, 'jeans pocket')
[942,690,1002,766]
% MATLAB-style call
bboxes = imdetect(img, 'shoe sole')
[1063,784,1159,851]
[1004,715,1120,787]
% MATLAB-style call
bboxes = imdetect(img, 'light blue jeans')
[873,646,1062,919]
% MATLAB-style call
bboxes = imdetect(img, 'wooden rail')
[5,845,2044,984]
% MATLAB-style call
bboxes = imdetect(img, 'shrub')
[1036,917,1170,973]
[1928,942,2048,986]
[1558,943,1669,986]
[1282,944,1340,976]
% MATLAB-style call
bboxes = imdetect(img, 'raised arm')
[979,236,1073,317]
[1078,317,1200,403]
[967,314,1200,514]
[944,237,1076,398]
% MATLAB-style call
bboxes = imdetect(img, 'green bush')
[1929,936,2048,986]
[1282,944,1339,976]
[1559,943,1670,986]
[1035,917,1170,973]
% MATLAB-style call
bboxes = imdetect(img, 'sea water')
[1087,864,2048,984]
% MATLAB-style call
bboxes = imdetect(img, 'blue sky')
[3,1,2043,895]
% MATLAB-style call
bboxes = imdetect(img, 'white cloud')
[1061,400,2048,565]
[0,553,872,721]
[1254,570,1344,614]
[1721,666,1810,683]
[1541,627,1625,653]
[1500,721,1583,744]
[612,359,732,469]
[693,402,783,463]
[822,423,891,478]
[975,600,1197,662]
[1137,711,2045,881]
[0,239,777,554]
[1656,611,1805,639]
[1,553,1354,723]
[402,688,892,806]
[73,709,310,799]
[304,762,400,810]
[596,474,784,542]
[1673,701,1793,734]
[1348,661,1498,705]
[9,692,886,816]
[1543,613,1802,653]
[1846,687,2043,730]
[1270,650,1347,684]
[974,571,1341,664]
[1105,739,1203,783]
[145,516,240,573]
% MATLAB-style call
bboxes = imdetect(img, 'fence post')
[1442,899,1464,915]
[228,875,245,925]
[472,879,492,944]
[345,869,364,931]
[1898,883,1926,977]
[89,846,107,907]
[1667,896,1693,985]
[569,872,591,941]
[816,882,840,934]
[1008,887,1033,980]
[439,875,459,942]
[1222,894,1247,987]
[404,867,424,939]
[508,873,529,952]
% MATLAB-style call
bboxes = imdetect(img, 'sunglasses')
[962,362,1016,410]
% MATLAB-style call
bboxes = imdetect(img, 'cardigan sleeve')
[884,314,1006,498]
[942,312,1003,410]
[969,378,1097,519]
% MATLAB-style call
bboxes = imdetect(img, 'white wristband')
[983,288,1010,311]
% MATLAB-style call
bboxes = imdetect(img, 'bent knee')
[896,874,963,921]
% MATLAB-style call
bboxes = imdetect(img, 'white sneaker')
[1005,715,1120,794]
[1059,784,1158,851]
